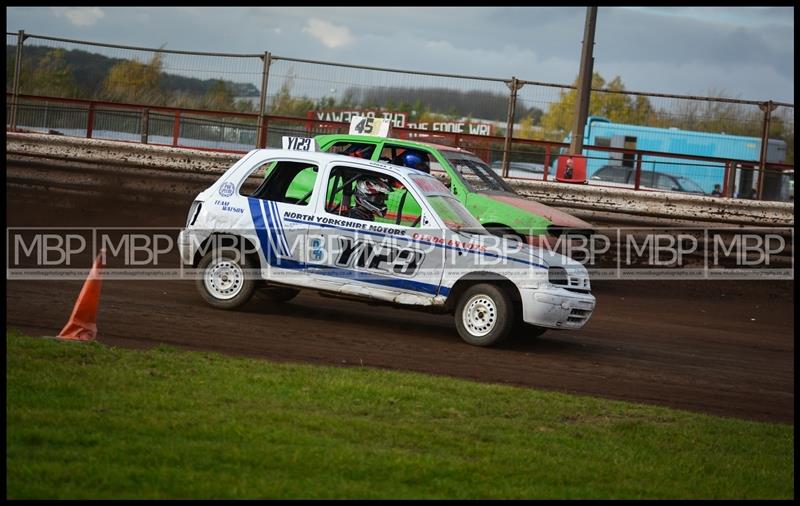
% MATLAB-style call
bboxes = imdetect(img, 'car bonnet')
[487,194,593,230]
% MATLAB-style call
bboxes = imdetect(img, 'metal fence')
[6,30,795,201]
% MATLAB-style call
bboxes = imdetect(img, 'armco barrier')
[6,132,794,227]
[6,132,241,174]
[503,179,794,226]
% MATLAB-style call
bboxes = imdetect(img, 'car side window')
[379,145,400,163]
[381,144,432,170]
[428,158,444,173]
[239,160,319,206]
[324,166,423,228]
[328,141,377,160]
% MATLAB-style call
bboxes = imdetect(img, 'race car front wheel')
[196,248,257,310]
[454,283,515,346]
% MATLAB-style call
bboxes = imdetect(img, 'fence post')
[721,161,730,197]
[10,30,26,131]
[256,51,272,149]
[172,111,181,146]
[633,154,642,190]
[501,77,523,178]
[86,102,95,138]
[140,108,149,144]
[756,100,776,201]
[729,162,740,198]
[543,145,551,181]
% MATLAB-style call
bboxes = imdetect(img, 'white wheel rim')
[462,294,497,337]
[204,259,244,300]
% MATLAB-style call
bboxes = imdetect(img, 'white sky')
[6,6,795,103]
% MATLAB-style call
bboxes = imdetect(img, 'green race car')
[313,131,595,246]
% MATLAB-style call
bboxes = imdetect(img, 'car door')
[305,161,444,303]
[238,156,322,281]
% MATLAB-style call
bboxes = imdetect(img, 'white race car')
[178,137,596,346]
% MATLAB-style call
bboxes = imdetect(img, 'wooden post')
[569,7,598,156]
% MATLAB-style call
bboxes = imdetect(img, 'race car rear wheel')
[454,283,515,346]
[196,248,257,310]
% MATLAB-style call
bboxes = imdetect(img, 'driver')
[397,150,430,174]
[346,176,392,222]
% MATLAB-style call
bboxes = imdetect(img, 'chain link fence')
[6,30,794,201]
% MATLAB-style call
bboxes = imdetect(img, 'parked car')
[178,145,596,346]
[588,165,707,195]
[489,161,547,180]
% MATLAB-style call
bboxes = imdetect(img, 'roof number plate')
[282,136,317,151]
[349,116,391,137]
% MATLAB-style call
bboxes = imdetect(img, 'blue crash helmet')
[399,150,430,173]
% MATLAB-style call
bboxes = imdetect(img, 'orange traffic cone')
[57,249,106,342]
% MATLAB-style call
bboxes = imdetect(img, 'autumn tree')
[540,73,656,140]
[202,79,236,110]
[658,90,793,163]
[15,48,80,98]
[516,115,539,140]
[100,52,165,105]
[664,89,764,136]
[268,69,316,117]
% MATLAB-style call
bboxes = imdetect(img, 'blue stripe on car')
[249,199,445,296]
[271,201,291,254]
[248,198,275,265]
[261,200,286,257]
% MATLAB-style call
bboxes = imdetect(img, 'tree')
[540,73,656,140]
[15,48,80,98]
[202,80,235,110]
[516,115,538,140]
[270,70,315,117]
[100,53,165,104]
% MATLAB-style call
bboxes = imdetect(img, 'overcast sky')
[6,6,795,103]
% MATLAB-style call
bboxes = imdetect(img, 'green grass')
[6,330,793,499]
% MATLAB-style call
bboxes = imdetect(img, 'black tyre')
[195,247,257,310]
[454,283,515,346]
[513,320,549,339]
[505,303,548,341]
[255,286,300,303]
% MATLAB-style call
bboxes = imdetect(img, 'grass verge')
[6,331,793,499]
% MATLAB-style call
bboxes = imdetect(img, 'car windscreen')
[408,173,451,196]
[441,151,516,194]
[426,195,487,234]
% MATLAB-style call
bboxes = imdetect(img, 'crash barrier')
[6,29,794,200]
[6,131,794,228]
[6,30,794,203]
[8,94,794,202]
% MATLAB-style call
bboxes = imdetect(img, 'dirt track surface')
[6,174,795,423]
